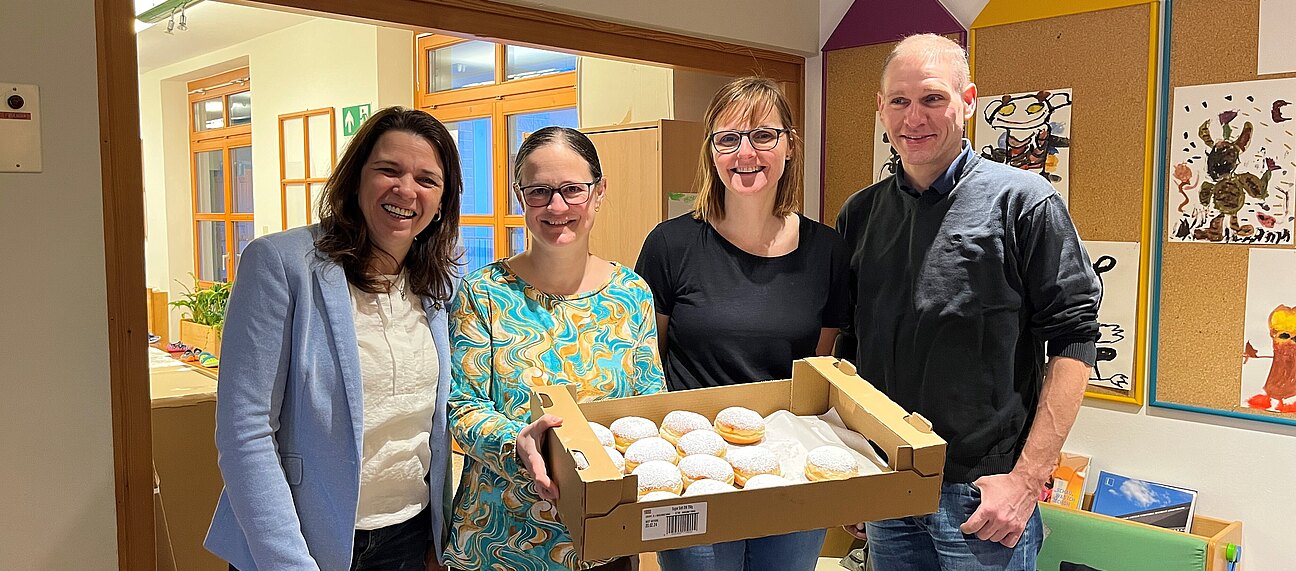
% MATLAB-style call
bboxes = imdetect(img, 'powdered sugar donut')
[604,446,626,473]
[639,490,681,502]
[676,429,727,459]
[624,436,679,472]
[726,446,780,486]
[678,454,736,487]
[588,422,615,448]
[804,445,859,482]
[632,460,683,497]
[713,406,765,444]
[682,478,737,496]
[610,416,658,453]
[659,410,712,445]
[741,473,793,489]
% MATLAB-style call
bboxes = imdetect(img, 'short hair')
[512,126,603,185]
[315,106,462,307]
[880,33,970,92]
[693,76,802,222]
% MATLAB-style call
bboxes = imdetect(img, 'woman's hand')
[516,414,564,501]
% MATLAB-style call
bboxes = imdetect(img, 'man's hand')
[959,472,1038,548]
[517,414,564,501]
[842,522,869,541]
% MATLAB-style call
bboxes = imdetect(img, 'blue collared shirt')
[896,139,973,200]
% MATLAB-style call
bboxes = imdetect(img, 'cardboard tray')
[529,357,947,560]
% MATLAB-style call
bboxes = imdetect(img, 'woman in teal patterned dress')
[446,126,664,571]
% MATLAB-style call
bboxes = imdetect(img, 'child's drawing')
[975,88,1073,202]
[1084,241,1140,394]
[1168,78,1296,245]
[1242,248,1296,413]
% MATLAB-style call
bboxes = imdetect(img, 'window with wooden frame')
[415,34,579,272]
[188,68,253,285]
[279,108,336,230]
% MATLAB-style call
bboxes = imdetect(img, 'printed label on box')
[641,502,707,540]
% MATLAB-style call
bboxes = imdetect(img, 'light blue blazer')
[205,226,454,571]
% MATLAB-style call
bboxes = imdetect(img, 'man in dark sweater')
[836,34,1100,570]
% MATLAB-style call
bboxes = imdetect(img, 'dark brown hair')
[512,126,603,184]
[693,77,802,222]
[314,106,462,307]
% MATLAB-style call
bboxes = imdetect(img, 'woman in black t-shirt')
[635,77,850,571]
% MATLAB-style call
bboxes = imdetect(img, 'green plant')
[170,275,232,331]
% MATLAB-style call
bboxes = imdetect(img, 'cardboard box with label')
[529,357,946,560]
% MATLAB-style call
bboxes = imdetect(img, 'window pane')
[231,222,255,280]
[429,40,496,92]
[197,221,228,283]
[228,91,251,126]
[310,183,326,223]
[195,150,225,213]
[282,116,305,179]
[194,97,224,131]
[307,113,333,179]
[284,183,308,229]
[445,117,493,216]
[505,45,576,81]
[231,146,253,214]
[508,226,527,256]
[508,107,578,214]
[460,225,495,274]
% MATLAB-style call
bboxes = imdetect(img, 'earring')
[595,206,601,212]
[431,211,442,222]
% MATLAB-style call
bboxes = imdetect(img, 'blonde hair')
[693,77,803,222]
[881,33,970,92]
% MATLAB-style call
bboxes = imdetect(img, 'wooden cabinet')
[583,119,705,267]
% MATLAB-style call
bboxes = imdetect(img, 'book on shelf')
[1090,470,1198,532]
[1043,451,1091,510]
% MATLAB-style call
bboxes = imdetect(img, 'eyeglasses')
[710,127,788,154]
[514,180,599,208]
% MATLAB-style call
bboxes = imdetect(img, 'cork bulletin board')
[1150,0,1296,426]
[971,2,1160,404]
[823,42,894,224]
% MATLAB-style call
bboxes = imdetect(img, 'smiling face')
[516,142,605,250]
[877,52,976,186]
[711,106,789,199]
[357,130,445,263]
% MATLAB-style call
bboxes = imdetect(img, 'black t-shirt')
[635,214,851,391]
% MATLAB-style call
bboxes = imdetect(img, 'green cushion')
[1037,503,1207,571]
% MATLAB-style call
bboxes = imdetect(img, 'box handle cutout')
[834,359,858,376]
[537,393,554,408]
[571,449,589,471]
[904,413,933,434]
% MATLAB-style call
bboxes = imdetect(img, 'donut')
[639,490,681,502]
[605,446,625,473]
[588,422,615,448]
[713,406,765,444]
[659,410,712,445]
[610,416,659,453]
[726,446,780,486]
[678,454,735,487]
[676,429,727,459]
[741,473,793,489]
[804,445,859,482]
[682,478,737,497]
[633,460,683,497]
[624,437,679,473]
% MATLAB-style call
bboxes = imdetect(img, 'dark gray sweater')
[835,151,1100,483]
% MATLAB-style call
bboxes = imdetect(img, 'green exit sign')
[341,104,371,136]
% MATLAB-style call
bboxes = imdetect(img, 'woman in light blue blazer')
[206,107,462,571]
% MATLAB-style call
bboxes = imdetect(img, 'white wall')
[138,19,413,335]
[0,0,119,568]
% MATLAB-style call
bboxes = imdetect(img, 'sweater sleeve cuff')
[1047,339,1096,367]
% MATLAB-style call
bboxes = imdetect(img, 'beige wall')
[0,0,120,568]
[138,19,414,335]
[577,59,733,128]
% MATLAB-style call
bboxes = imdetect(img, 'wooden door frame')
[97,0,803,568]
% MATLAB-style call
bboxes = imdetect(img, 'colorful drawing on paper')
[1241,248,1296,413]
[974,88,1073,203]
[873,112,899,183]
[1084,241,1140,393]
[1168,78,1296,245]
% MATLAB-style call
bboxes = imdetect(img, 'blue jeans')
[656,528,826,571]
[866,482,1043,571]
[230,507,430,571]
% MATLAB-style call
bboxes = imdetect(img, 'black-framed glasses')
[710,127,788,154]
[514,180,599,208]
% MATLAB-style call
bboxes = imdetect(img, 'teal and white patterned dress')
[446,260,664,570]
